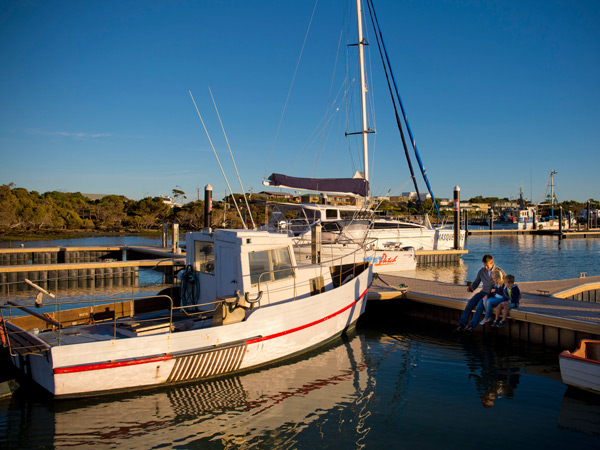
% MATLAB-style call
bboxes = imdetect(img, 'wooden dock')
[468,228,600,238]
[369,274,600,348]
[0,246,186,292]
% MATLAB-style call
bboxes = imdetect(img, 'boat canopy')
[265,173,369,197]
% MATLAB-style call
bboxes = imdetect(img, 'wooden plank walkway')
[369,274,600,340]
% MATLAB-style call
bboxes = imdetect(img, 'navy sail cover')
[267,173,368,197]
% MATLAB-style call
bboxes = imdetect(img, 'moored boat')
[559,339,600,394]
[0,229,373,398]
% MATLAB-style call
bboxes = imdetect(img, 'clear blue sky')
[1,0,599,203]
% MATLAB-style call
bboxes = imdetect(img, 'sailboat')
[263,0,465,263]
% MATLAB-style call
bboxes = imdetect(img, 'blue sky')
[1,0,598,203]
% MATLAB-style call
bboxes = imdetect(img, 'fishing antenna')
[209,87,257,230]
[189,90,247,229]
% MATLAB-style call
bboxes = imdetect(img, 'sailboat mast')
[356,0,370,191]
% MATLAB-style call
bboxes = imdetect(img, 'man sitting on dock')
[455,254,505,332]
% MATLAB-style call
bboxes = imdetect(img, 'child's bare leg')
[494,303,504,321]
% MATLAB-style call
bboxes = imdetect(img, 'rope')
[180,265,200,307]
[373,273,408,291]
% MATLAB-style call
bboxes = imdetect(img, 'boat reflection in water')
[11,333,371,448]
[558,389,600,437]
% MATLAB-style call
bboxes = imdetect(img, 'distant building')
[161,195,183,209]
[389,196,410,204]
[259,191,296,201]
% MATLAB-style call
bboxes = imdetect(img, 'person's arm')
[513,285,521,304]
[468,270,482,292]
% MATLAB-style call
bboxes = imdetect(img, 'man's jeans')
[459,291,489,327]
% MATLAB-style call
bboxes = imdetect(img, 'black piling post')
[453,186,461,249]
[587,200,591,230]
[558,206,563,235]
[489,209,494,231]
[204,184,213,231]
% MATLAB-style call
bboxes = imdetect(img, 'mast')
[356,0,369,193]
[550,169,557,217]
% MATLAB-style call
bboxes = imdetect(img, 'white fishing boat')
[559,339,600,394]
[0,229,372,398]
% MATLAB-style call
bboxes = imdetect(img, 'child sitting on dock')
[479,270,505,325]
[492,274,521,327]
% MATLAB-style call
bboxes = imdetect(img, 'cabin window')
[272,247,294,281]
[194,242,215,274]
[249,247,294,285]
[326,209,338,219]
[340,210,356,220]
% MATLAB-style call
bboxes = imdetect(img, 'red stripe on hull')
[246,285,370,346]
[54,354,172,374]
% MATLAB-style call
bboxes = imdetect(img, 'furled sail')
[264,173,369,197]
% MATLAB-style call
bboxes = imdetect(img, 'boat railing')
[0,292,182,353]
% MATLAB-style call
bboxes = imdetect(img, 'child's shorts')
[508,302,518,309]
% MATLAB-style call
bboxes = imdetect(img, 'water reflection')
[558,389,600,436]
[3,333,372,449]
[463,340,521,408]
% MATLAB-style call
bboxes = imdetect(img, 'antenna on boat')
[189,90,247,229]
[24,278,55,308]
[208,87,257,230]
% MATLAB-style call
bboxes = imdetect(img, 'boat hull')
[559,340,600,394]
[10,268,372,398]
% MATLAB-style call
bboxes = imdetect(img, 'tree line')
[0,184,256,234]
[0,184,596,235]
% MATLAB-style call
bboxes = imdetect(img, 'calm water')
[1,235,599,449]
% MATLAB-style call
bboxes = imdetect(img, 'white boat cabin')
[184,229,341,313]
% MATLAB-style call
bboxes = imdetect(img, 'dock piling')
[453,186,461,250]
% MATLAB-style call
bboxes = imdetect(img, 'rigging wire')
[209,87,256,230]
[366,0,442,221]
[364,0,424,214]
[314,4,348,177]
[189,90,246,229]
[263,0,320,182]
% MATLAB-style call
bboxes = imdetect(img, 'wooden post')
[489,209,494,231]
[533,210,537,230]
[162,223,168,248]
[453,186,461,249]
[587,200,591,230]
[172,223,180,254]
[464,209,469,234]
[311,224,322,264]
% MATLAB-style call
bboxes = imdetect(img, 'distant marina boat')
[559,340,600,394]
